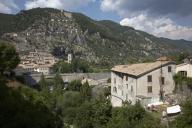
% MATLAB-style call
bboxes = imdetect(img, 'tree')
[53,61,72,73]
[0,43,20,75]
[53,73,64,92]
[92,95,112,128]
[71,59,90,73]
[80,81,91,101]
[171,98,192,128]
[0,78,63,128]
[75,102,94,128]
[67,80,82,91]
[173,74,192,96]
[53,59,90,73]
[107,102,163,128]
[56,91,82,125]
[74,95,112,128]
[103,86,111,97]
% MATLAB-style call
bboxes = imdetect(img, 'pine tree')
[53,73,64,89]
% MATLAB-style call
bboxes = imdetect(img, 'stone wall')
[24,72,110,86]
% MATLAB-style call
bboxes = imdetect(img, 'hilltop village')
[17,50,72,75]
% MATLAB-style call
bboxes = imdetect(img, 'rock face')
[1,8,192,65]
[1,8,97,63]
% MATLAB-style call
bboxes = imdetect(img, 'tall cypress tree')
[80,81,91,101]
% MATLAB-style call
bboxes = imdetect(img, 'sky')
[1,0,192,41]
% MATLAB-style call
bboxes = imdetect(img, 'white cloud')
[0,0,18,13]
[101,0,192,17]
[101,0,192,40]
[25,0,95,10]
[120,14,192,40]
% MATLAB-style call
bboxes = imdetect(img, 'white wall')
[34,67,51,75]
[111,72,137,106]
[176,64,192,78]
[137,64,175,104]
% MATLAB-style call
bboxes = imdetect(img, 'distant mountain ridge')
[0,8,192,65]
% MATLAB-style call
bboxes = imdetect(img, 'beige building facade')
[176,63,192,78]
[111,60,176,107]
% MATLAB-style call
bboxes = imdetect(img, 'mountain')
[0,8,192,65]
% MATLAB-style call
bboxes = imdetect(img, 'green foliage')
[75,95,112,128]
[0,42,20,74]
[53,73,64,92]
[173,74,192,92]
[80,81,91,101]
[57,91,82,125]
[171,98,192,128]
[103,86,111,97]
[0,8,192,65]
[75,101,94,128]
[92,95,112,128]
[107,102,163,128]
[53,61,72,73]
[0,79,63,128]
[54,59,91,73]
[67,80,82,91]
[170,52,190,64]
[0,8,60,36]
[71,59,90,73]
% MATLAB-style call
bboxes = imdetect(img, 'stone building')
[18,50,58,74]
[111,58,176,107]
[176,63,192,77]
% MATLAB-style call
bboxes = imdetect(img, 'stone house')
[111,58,176,107]
[176,63,192,78]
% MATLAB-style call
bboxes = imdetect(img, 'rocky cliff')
[1,8,192,65]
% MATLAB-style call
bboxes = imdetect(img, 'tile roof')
[176,63,192,67]
[111,61,175,77]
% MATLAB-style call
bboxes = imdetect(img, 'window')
[168,66,172,72]
[161,77,165,85]
[126,94,128,100]
[148,75,152,82]
[126,84,128,89]
[131,86,133,92]
[126,76,128,81]
[179,71,187,77]
[114,78,116,84]
[148,86,152,93]
[113,87,117,93]
[122,90,124,96]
